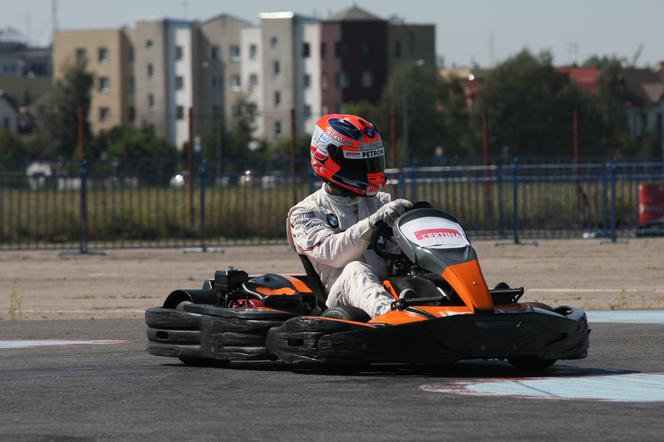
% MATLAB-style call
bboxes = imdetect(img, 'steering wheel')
[371,221,401,260]
[371,201,433,260]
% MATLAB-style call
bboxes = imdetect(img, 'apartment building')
[51,6,435,146]
[53,28,133,134]
[196,14,251,145]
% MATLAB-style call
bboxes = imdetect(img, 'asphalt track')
[1,317,663,441]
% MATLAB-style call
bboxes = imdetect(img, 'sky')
[2,0,663,68]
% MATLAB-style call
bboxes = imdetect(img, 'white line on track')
[421,373,664,402]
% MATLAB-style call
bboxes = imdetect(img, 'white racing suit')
[287,184,395,317]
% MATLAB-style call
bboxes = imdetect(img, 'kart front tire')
[508,356,557,371]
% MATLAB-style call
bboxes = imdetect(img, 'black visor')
[328,145,385,176]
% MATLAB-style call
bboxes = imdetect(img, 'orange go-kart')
[146,204,590,370]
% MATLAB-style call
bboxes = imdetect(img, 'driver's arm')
[290,209,373,269]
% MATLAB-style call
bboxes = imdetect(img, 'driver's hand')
[369,199,413,227]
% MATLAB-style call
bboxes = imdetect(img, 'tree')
[37,59,93,158]
[378,62,444,161]
[471,50,586,158]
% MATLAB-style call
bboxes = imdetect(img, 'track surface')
[1,319,663,441]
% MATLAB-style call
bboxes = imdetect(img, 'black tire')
[321,306,371,323]
[219,332,266,347]
[508,356,557,371]
[145,307,201,330]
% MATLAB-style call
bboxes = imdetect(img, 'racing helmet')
[310,114,387,196]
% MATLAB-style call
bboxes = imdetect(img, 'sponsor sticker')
[400,216,469,249]
[343,148,384,159]
[414,228,462,240]
[292,211,316,224]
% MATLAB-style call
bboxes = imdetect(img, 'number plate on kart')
[400,216,470,249]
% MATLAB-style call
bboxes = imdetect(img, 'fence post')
[609,160,617,243]
[410,160,418,202]
[511,158,519,244]
[79,159,89,253]
[601,163,608,237]
[497,163,505,238]
[199,158,207,251]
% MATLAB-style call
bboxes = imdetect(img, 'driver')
[287,114,413,318]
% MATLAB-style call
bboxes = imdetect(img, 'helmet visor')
[339,147,385,176]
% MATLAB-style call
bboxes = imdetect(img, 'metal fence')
[1,159,663,250]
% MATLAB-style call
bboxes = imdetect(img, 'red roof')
[556,67,600,95]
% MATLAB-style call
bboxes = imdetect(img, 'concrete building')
[240,26,264,146]
[0,27,51,78]
[0,90,18,132]
[196,14,251,143]
[133,19,196,149]
[53,28,133,134]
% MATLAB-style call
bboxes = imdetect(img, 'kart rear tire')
[508,356,557,371]
[145,307,201,330]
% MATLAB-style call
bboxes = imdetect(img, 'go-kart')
[145,204,590,370]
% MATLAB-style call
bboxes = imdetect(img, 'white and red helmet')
[310,114,386,196]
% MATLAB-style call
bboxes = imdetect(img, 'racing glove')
[368,199,413,227]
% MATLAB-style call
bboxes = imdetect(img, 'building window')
[2,117,10,129]
[127,47,134,62]
[249,73,258,89]
[175,76,184,90]
[145,39,153,49]
[211,45,219,60]
[75,48,86,65]
[361,71,373,88]
[175,46,183,61]
[321,73,327,89]
[176,105,184,120]
[335,42,345,57]
[303,73,311,88]
[98,76,110,93]
[98,47,109,63]
[98,107,111,122]
[147,63,154,78]
[274,120,282,136]
[273,60,280,76]
[128,106,135,122]
[212,105,220,118]
[303,104,312,119]
[274,91,281,106]
[128,76,135,94]
[394,41,402,58]
[148,94,155,110]
[336,71,348,88]
[320,42,326,57]
[302,42,310,58]
[231,74,241,90]
[270,36,278,48]
[249,44,257,60]
[230,45,240,62]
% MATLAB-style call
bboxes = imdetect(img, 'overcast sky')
[2,0,663,68]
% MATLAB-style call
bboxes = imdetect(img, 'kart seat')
[298,254,328,308]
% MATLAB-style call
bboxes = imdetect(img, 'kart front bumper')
[266,307,590,366]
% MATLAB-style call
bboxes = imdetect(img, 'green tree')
[472,50,585,157]
[38,59,93,158]
[378,62,444,161]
